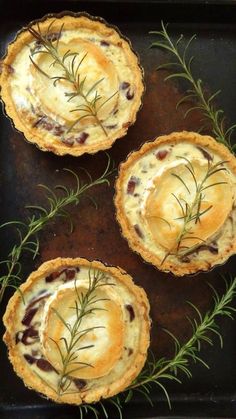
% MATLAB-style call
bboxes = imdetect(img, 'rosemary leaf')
[48,269,111,396]
[150,22,236,151]
[163,158,228,260]
[127,277,236,408]
[28,22,117,137]
[0,154,114,303]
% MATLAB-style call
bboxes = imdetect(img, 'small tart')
[115,131,236,276]
[0,13,144,156]
[3,258,150,405]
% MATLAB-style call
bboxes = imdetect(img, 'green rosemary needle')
[126,277,236,410]
[28,21,117,137]
[150,22,236,153]
[163,157,228,261]
[0,154,114,303]
[52,269,113,396]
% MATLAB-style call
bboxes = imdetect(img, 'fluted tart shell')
[115,131,236,276]
[0,13,144,156]
[3,257,150,404]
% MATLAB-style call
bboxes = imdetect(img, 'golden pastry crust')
[3,257,150,405]
[0,12,144,156]
[115,131,236,276]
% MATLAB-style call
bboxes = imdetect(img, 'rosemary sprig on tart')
[0,155,114,303]
[48,269,113,396]
[28,21,117,137]
[150,22,236,153]
[162,157,229,262]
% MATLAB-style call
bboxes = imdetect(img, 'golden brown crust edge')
[114,131,236,277]
[0,13,144,156]
[3,257,150,404]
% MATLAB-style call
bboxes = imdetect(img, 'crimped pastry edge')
[3,257,150,404]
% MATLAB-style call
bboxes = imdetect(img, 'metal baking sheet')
[1,0,236,418]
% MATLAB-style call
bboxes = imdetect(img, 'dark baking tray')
[1,0,236,418]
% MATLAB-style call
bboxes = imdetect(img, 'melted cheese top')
[31,38,119,125]
[41,280,125,379]
[144,159,232,251]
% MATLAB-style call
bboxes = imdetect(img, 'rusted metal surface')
[1,2,236,417]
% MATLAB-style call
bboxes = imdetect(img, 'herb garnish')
[36,268,114,396]
[52,269,113,396]
[28,21,117,137]
[150,22,236,153]
[126,277,236,409]
[162,157,228,262]
[0,155,114,303]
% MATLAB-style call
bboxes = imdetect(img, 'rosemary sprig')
[52,269,112,396]
[0,154,114,303]
[78,397,123,419]
[126,277,236,409]
[150,22,236,152]
[59,276,236,418]
[164,157,228,260]
[28,21,117,136]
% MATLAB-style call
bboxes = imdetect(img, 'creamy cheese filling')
[40,280,125,379]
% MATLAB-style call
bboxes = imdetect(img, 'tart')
[115,131,236,276]
[0,13,144,156]
[3,257,150,404]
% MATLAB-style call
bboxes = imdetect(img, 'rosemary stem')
[0,158,114,303]
[0,208,57,303]
[162,26,226,144]
[160,158,227,262]
[0,260,16,302]
[54,271,107,395]
[129,276,236,391]
[33,35,107,136]
[175,166,206,251]
[57,306,84,394]
[153,23,234,151]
